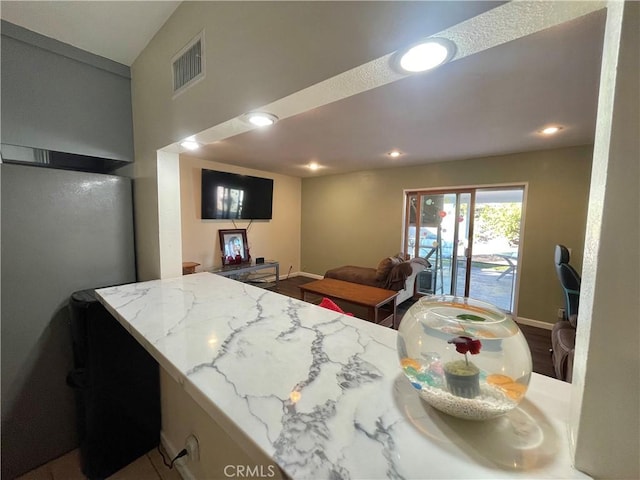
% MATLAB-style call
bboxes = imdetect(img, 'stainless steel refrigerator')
[1,163,142,479]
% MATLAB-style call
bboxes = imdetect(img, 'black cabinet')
[68,290,160,480]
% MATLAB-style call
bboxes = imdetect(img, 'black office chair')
[554,244,581,319]
[551,244,581,381]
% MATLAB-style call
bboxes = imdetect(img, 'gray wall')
[0,22,136,479]
[0,21,134,162]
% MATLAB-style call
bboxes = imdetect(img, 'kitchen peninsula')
[97,273,589,480]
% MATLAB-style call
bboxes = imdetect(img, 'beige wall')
[301,146,593,324]
[131,1,462,280]
[180,156,301,275]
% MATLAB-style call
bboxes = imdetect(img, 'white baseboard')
[516,316,554,330]
[160,431,195,480]
[297,271,323,279]
[229,270,318,284]
[277,270,301,280]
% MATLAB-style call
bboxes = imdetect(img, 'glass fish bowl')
[397,295,532,420]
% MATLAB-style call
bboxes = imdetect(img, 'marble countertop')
[97,272,589,479]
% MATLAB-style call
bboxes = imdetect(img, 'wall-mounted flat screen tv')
[201,169,273,220]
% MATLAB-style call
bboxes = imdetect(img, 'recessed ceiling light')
[308,162,319,171]
[180,137,200,150]
[541,126,563,135]
[394,38,456,73]
[244,112,279,127]
[388,150,402,158]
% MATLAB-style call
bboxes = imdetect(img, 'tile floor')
[16,448,182,480]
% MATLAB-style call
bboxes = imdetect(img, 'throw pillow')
[386,262,413,290]
[376,256,400,282]
[318,297,353,316]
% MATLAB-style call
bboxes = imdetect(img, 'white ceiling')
[0,1,181,65]
[0,1,606,178]
[203,10,605,177]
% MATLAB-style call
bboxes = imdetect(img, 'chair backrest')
[554,245,581,318]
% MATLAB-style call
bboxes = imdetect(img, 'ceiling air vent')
[172,33,204,95]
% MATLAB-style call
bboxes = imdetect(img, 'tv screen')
[201,169,273,220]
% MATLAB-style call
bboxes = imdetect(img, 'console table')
[209,260,279,289]
[299,278,398,328]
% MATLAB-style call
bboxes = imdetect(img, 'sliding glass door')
[405,187,524,313]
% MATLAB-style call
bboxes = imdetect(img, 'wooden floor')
[274,276,556,379]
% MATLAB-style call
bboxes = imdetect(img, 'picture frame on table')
[219,229,249,265]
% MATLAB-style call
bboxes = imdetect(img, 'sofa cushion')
[325,265,379,288]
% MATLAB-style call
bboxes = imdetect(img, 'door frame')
[402,182,528,316]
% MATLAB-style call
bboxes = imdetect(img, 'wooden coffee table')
[299,278,399,328]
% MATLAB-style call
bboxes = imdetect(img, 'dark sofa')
[324,254,430,304]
